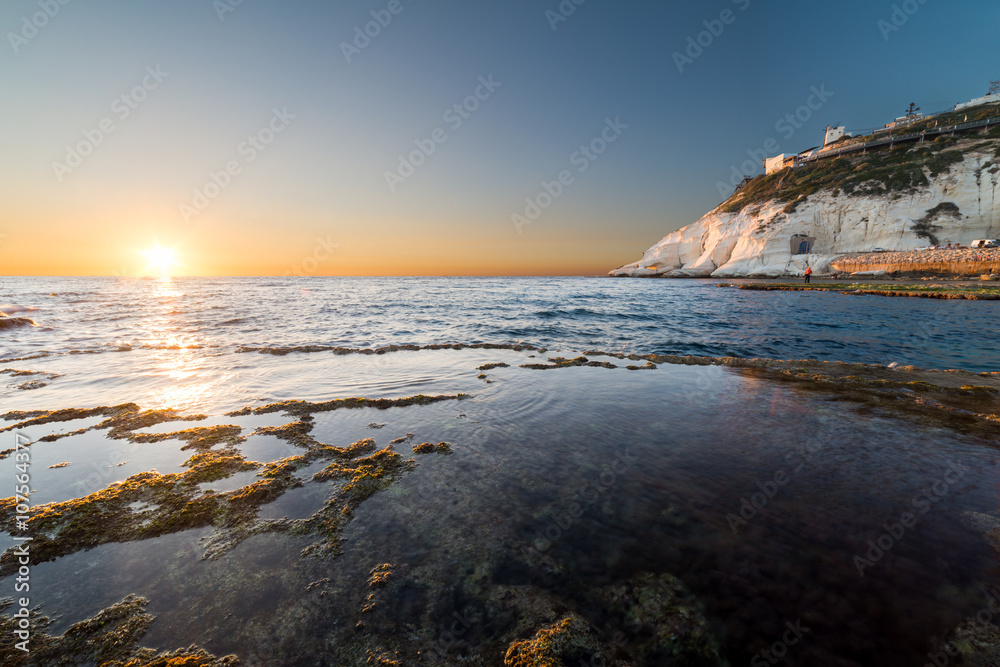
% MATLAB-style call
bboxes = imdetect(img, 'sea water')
[2,276,999,665]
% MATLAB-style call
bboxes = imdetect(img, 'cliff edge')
[611,131,1000,278]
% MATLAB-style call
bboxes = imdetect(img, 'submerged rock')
[412,441,452,455]
[0,595,238,666]
[504,614,629,667]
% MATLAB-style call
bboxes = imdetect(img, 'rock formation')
[612,133,1000,278]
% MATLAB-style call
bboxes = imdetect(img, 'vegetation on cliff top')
[722,133,996,216]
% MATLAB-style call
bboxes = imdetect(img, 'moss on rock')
[0,595,239,666]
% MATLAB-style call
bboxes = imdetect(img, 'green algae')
[947,620,1000,666]
[238,343,547,356]
[504,614,617,667]
[255,420,323,448]
[626,362,658,371]
[0,447,268,576]
[201,437,416,562]
[0,403,207,441]
[295,447,416,559]
[0,595,238,666]
[0,416,425,573]
[0,405,132,433]
[130,425,245,450]
[478,362,511,371]
[412,442,453,455]
[520,356,618,370]
[600,573,725,666]
[227,393,471,418]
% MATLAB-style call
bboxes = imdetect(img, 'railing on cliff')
[802,116,999,164]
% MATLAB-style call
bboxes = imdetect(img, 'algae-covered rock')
[412,442,453,455]
[601,573,726,666]
[520,356,618,370]
[504,613,627,667]
[951,619,1000,666]
[0,595,239,666]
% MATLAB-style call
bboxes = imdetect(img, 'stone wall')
[832,249,1000,275]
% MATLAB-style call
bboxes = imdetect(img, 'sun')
[141,245,179,276]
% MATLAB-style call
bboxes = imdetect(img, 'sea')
[2,276,1000,666]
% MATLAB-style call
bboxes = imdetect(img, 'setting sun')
[141,245,179,276]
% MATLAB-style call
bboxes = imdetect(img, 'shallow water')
[2,278,1000,665]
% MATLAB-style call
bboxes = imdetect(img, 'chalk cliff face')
[612,142,1000,277]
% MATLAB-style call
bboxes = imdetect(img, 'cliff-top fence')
[805,110,1000,165]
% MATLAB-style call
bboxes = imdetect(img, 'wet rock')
[0,595,239,666]
[412,442,453,455]
[504,613,627,667]
[478,363,511,371]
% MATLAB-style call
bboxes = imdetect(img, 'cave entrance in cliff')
[791,236,816,255]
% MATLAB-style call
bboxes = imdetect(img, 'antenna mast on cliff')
[990,81,1000,96]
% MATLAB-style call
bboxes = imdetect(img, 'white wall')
[824,126,847,146]
[764,154,788,175]
[955,94,1000,111]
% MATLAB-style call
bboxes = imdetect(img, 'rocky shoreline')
[610,248,1000,280]
[721,282,1000,300]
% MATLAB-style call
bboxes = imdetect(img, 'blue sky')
[1,0,998,275]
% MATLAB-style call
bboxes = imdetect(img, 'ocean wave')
[0,304,39,315]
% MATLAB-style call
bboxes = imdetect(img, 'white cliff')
[612,140,1000,278]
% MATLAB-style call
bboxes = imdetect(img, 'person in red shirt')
[804,266,813,284]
